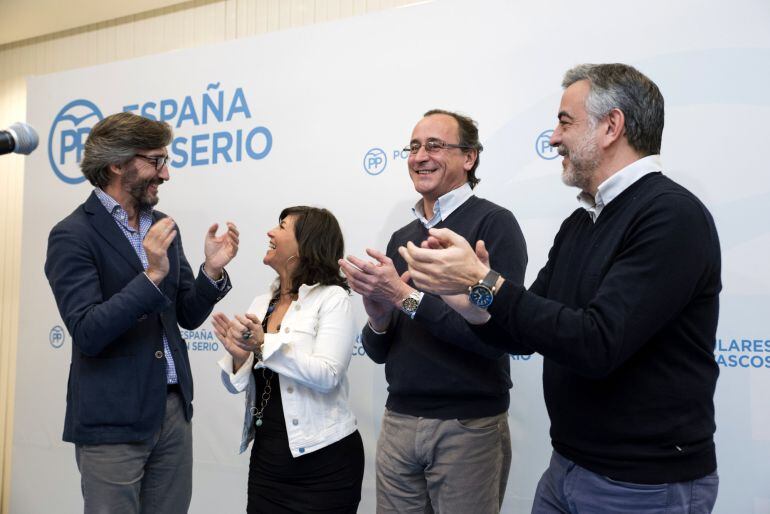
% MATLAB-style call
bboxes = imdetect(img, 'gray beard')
[559,136,599,191]
[122,168,160,210]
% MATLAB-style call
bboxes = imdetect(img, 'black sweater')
[482,172,721,483]
[362,195,528,419]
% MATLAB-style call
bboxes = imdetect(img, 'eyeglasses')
[403,139,475,155]
[135,153,171,170]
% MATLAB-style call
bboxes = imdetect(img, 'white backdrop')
[12,0,770,512]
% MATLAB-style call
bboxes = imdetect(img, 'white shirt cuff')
[217,352,254,391]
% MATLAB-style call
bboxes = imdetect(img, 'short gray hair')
[562,63,664,156]
[80,112,173,187]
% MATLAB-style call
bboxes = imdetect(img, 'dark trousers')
[531,451,719,514]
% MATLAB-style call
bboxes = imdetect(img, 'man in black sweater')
[340,109,527,513]
[401,65,721,513]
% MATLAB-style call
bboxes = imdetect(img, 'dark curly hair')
[278,206,349,294]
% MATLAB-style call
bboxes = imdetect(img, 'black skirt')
[247,369,364,514]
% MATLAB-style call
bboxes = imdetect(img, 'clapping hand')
[339,249,412,331]
[203,222,240,280]
[212,312,264,372]
[144,217,177,285]
[398,228,489,295]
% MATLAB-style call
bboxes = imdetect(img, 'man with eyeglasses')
[400,65,721,513]
[340,109,527,513]
[45,112,239,513]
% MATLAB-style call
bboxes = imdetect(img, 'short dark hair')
[562,63,664,156]
[423,109,484,188]
[80,112,173,187]
[279,206,349,294]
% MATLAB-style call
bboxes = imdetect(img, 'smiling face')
[407,114,475,202]
[549,80,602,192]
[120,148,170,210]
[263,214,300,274]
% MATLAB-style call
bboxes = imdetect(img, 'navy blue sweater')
[480,173,720,483]
[362,195,528,419]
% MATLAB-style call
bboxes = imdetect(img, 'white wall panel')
[0,2,414,512]
[13,2,762,514]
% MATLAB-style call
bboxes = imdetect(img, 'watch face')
[469,285,494,308]
[402,297,420,313]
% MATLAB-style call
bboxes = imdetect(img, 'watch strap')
[480,269,501,292]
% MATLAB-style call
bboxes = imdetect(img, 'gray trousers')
[376,408,511,514]
[75,390,193,514]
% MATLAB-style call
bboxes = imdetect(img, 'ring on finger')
[241,329,252,341]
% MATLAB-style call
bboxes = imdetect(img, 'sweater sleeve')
[414,208,531,358]
[358,231,402,363]
[360,309,399,364]
[488,193,720,377]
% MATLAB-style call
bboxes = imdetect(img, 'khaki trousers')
[376,408,511,514]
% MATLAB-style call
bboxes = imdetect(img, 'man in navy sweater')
[340,109,527,513]
[401,65,721,513]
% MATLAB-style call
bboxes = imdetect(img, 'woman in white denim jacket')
[212,206,363,514]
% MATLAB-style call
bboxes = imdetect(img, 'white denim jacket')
[218,283,358,458]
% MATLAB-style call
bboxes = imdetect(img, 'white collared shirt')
[578,154,662,222]
[412,183,473,228]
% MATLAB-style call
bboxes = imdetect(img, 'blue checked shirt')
[95,188,224,384]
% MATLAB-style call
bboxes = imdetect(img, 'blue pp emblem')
[48,100,104,184]
[49,325,66,349]
[535,129,558,160]
[363,148,387,175]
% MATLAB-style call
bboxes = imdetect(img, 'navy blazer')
[45,191,231,445]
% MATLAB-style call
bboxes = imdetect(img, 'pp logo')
[363,148,387,175]
[49,99,104,184]
[535,129,558,160]
[49,325,66,349]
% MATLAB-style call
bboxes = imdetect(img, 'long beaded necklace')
[253,296,280,428]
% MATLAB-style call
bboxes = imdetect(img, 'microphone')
[0,122,39,156]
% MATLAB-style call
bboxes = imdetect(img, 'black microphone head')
[9,122,39,155]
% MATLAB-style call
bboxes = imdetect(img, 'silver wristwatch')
[400,291,424,319]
